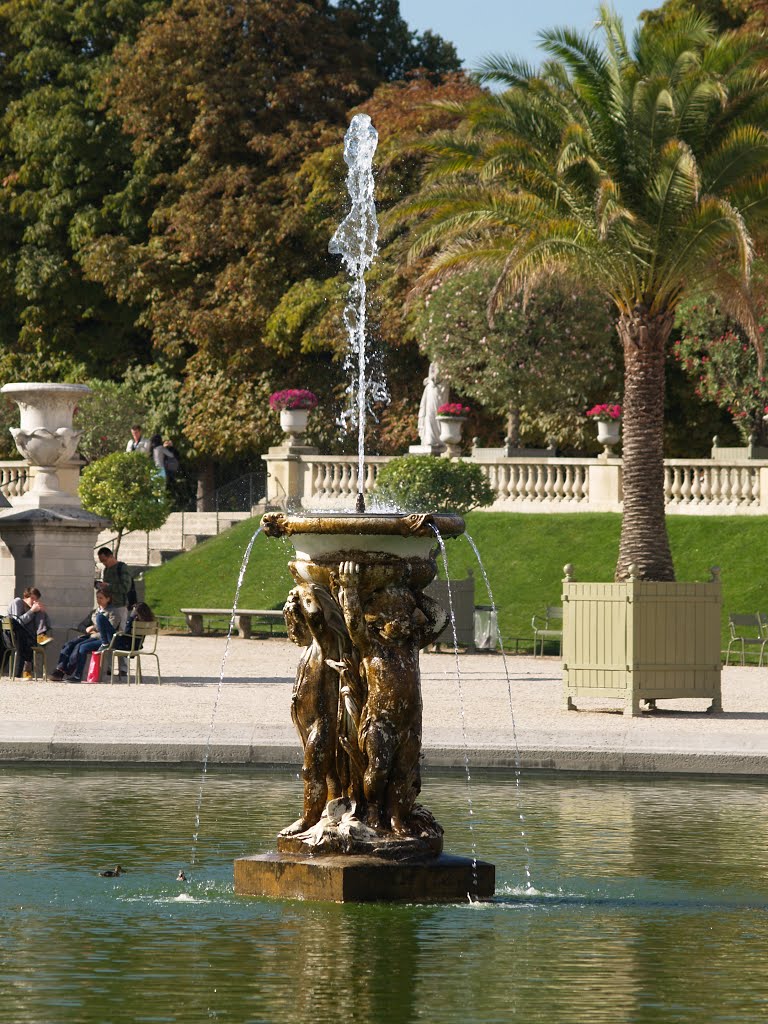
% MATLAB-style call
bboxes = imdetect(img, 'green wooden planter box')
[562,566,722,716]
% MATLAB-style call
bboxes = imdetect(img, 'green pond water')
[2,764,768,1024]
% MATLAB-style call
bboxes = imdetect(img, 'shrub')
[374,455,495,514]
[79,451,172,554]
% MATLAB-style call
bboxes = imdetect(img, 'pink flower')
[586,403,621,421]
[269,389,319,412]
[437,402,470,418]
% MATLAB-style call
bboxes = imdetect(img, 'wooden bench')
[180,608,284,639]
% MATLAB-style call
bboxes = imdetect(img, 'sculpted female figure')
[281,583,353,835]
[417,362,449,448]
[336,561,447,834]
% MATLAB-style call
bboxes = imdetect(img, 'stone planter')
[562,564,722,716]
[596,418,620,458]
[279,407,310,445]
[1,382,90,505]
[437,415,466,457]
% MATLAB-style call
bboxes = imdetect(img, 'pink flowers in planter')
[586,403,622,422]
[269,389,319,412]
[437,402,471,418]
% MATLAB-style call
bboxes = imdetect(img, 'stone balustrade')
[263,450,768,515]
[0,461,31,501]
[5,450,763,516]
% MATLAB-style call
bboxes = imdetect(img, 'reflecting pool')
[2,765,768,1023]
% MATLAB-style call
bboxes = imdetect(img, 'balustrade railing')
[479,459,590,507]
[664,460,760,510]
[303,455,391,506]
[0,461,31,500]
[265,451,768,516]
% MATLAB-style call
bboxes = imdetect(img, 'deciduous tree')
[79,451,171,555]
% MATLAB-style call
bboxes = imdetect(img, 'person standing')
[149,434,173,482]
[126,425,151,454]
[96,548,133,631]
[162,439,181,489]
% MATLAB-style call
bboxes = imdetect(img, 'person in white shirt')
[126,425,151,454]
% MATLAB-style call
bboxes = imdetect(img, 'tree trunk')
[616,308,675,582]
[196,458,215,512]
[504,406,520,454]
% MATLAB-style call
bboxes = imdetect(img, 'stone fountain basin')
[261,511,465,595]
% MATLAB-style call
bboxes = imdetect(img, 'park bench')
[180,607,284,639]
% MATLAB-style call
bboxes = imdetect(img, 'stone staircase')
[96,511,255,571]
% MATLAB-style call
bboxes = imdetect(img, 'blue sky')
[398,0,653,70]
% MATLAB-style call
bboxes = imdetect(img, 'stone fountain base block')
[234,852,495,903]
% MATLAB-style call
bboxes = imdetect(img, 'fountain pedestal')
[233,511,496,902]
[234,852,494,903]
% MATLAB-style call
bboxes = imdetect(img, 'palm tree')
[399,7,768,580]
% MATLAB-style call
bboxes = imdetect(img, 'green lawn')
[143,512,767,648]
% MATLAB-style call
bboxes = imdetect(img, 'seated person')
[111,603,156,650]
[49,589,121,683]
[8,587,53,679]
[105,603,156,680]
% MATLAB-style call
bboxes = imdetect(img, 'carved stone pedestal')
[234,852,495,903]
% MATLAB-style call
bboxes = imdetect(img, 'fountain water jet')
[234,117,495,902]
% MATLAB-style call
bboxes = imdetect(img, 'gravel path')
[1,635,766,773]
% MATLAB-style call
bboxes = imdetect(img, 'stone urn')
[1,382,91,504]
[437,415,466,457]
[279,407,310,444]
[596,418,620,458]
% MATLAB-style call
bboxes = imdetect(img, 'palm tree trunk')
[616,308,675,581]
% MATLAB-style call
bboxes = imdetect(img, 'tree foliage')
[412,271,620,449]
[397,8,768,580]
[73,364,182,462]
[0,0,468,463]
[79,451,171,551]
[0,0,159,372]
[675,282,768,444]
[82,0,381,456]
[336,0,461,81]
[374,454,495,514]
[643,0,766,33]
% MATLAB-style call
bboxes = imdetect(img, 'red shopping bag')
[86,651,101,683]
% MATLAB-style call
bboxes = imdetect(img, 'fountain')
[234,116,495,902]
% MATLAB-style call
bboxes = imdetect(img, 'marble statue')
[417,363,449,448]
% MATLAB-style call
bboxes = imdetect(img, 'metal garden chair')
[531,605,563,657]
[105,619,161,684]
[725,613,768,667]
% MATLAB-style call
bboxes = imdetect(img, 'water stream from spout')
[189,526,262,869]
[329,113,386,506]
[430,526,480,900]
[464,531,534,891]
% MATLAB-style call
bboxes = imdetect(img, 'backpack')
[117,561,138,608]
